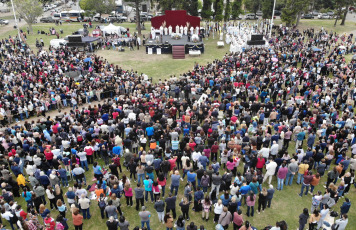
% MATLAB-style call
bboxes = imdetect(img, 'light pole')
[10,0,21,42]
[269,0,277,38]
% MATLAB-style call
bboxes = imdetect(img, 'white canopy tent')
[101,24,127,36]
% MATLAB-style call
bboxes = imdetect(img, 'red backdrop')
[151,10,200,29]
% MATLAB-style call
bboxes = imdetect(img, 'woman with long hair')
[164,213,174,230]
[179,196,191,221]
[56,199,67,218]
[308,209,320,230]
[176,215,186,230]
[201,196,211,221]
[39,204,51,219]
[246,191,256,217]
[124,182,133,206]
[157,172,167,198]
[152,181,161,202]
[46,186,57,210]
[54,184,64,205]
[258,187,268,214]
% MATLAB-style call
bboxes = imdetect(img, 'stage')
[146,35,204,54]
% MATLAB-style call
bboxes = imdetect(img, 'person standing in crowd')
[154,196,165,223]
[139,206,151,230]
[72,208,83,230]
[299,208,309,230]
[246,191,256,217]
[165,192,177,219]
[134,183,145,211]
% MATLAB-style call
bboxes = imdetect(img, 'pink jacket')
[246,194,256,206]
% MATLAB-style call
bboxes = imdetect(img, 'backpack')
[98,199,106,209]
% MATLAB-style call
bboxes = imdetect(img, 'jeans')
[82,208,91,219]
[299,183,310,196]
[170,185,179,196]
[183,169,188,179]
[310,185,315,193]
[246,205,254,217]
[138,174,145,184]
[157,211,164,222]
[297,173,304,184]
[285,172,295,186]
[161,185,165,197]
[61,176,69,186]
[147,172,154,181]
[141,220,151,230]
[211,184,220,198]
[267,198,272,208]
[202,186,208,193]
[145,190,154,202]
[80,160,89,171]
[100,208,107,219]
[7,219,15,230]
[277,178,285,190]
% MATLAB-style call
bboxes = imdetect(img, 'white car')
[0,19,9,25]
[318,13,331,19]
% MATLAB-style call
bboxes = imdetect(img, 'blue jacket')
[112,146,122,156]
[194,190,204,201]
[340,201,351,214]
[39,175,50,186]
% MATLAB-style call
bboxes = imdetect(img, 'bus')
[60,10,84,22]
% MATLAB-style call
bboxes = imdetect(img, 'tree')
[158,0,183,11]
[244,0,261,16]
[340,0,355,25]
[183,0,199,16]
[261,0,273,19]
[215,0,224,21]
[333,0,347,26]
[12,0,43,33]
[281,7,296,26]
[280,0,308,26]
[224,0,231,21]
[231,0,242,20]
[80,0,115,16]
[201,0,213,20]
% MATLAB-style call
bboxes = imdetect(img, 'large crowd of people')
[0,25,355,230]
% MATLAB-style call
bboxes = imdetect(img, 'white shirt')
[266,161,278,175]
[259,147,270,159]
[270,144,279,156]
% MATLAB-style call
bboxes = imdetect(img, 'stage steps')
[172,45,185,59]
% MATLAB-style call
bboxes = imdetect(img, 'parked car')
[40,17,55,23]
[312,11,319,16]
[327,11,334,15]
[302,14,314,19]
[256,11,262,16]
[0,19,9,25]
[245,14,258,20]
[318,13,331,19]
[229,15,242,20]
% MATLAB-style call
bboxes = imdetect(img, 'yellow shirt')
[298,164,309,174]
[17,174,26,186]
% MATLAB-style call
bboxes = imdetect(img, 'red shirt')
[168,158,177,170]
[45,151,54,160]
[188,142,196,151]
[256,158,266,169]
[84,146,94,156]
